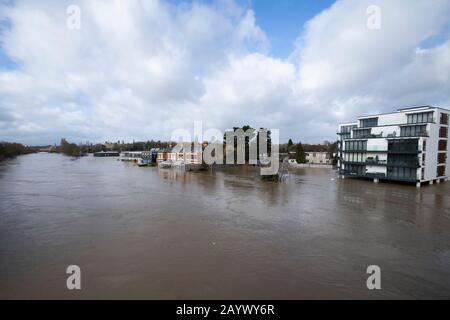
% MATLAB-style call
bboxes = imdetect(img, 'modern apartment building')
[337,106,450,187]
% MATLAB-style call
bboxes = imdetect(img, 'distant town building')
[120,151,149,163]
[94,151,120,157]
[337,106,450,187]
[157,146,202,165]
[305,152,332,165]
[120,149,160,166]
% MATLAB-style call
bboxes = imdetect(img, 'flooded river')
[0,153,449,299]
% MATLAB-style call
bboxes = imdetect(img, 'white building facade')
[337,106,449,186]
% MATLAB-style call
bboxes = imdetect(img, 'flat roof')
[338,106,449,127]
[357,105,449,119]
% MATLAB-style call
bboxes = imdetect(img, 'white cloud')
[0,0,449,145]
[294,0,450,121]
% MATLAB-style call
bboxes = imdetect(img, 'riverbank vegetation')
[0,142,37,161]
[80,140,172,154]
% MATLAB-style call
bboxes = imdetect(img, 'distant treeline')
[280,139,338,165]
[0,142,37,161]
[80,140,172,154]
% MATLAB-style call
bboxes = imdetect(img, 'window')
[438,140,447,151]
[423,139,427,151]
[407,112,434,124]
[440,113,449,125]
[400,125,427,137]
[437,166,446,177]
[439,126,448,138]
[422,153,426,164]
[360,118,378,128]
[438,153,446,164]
[422,168,425,180]
[344,152,366,163]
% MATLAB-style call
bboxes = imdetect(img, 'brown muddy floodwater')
[0,153,449,299]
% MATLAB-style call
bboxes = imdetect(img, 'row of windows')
[388,139,419,152]
[407,112,433,124]
[353,129,371,139]
[360,118,378,128]
[388,154,419,167]
[342,153,366,163]
[340,125,356,133]
[345,140,367,151]
[400,125,427,137]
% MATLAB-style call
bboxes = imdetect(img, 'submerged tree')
[60,138,81,157]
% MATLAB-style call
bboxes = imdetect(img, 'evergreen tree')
[287,139,293,151]
[295,142,306,164]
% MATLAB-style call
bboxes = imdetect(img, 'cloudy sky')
[0,0,449,145]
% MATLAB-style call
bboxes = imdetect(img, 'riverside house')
[157,146,203,165]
